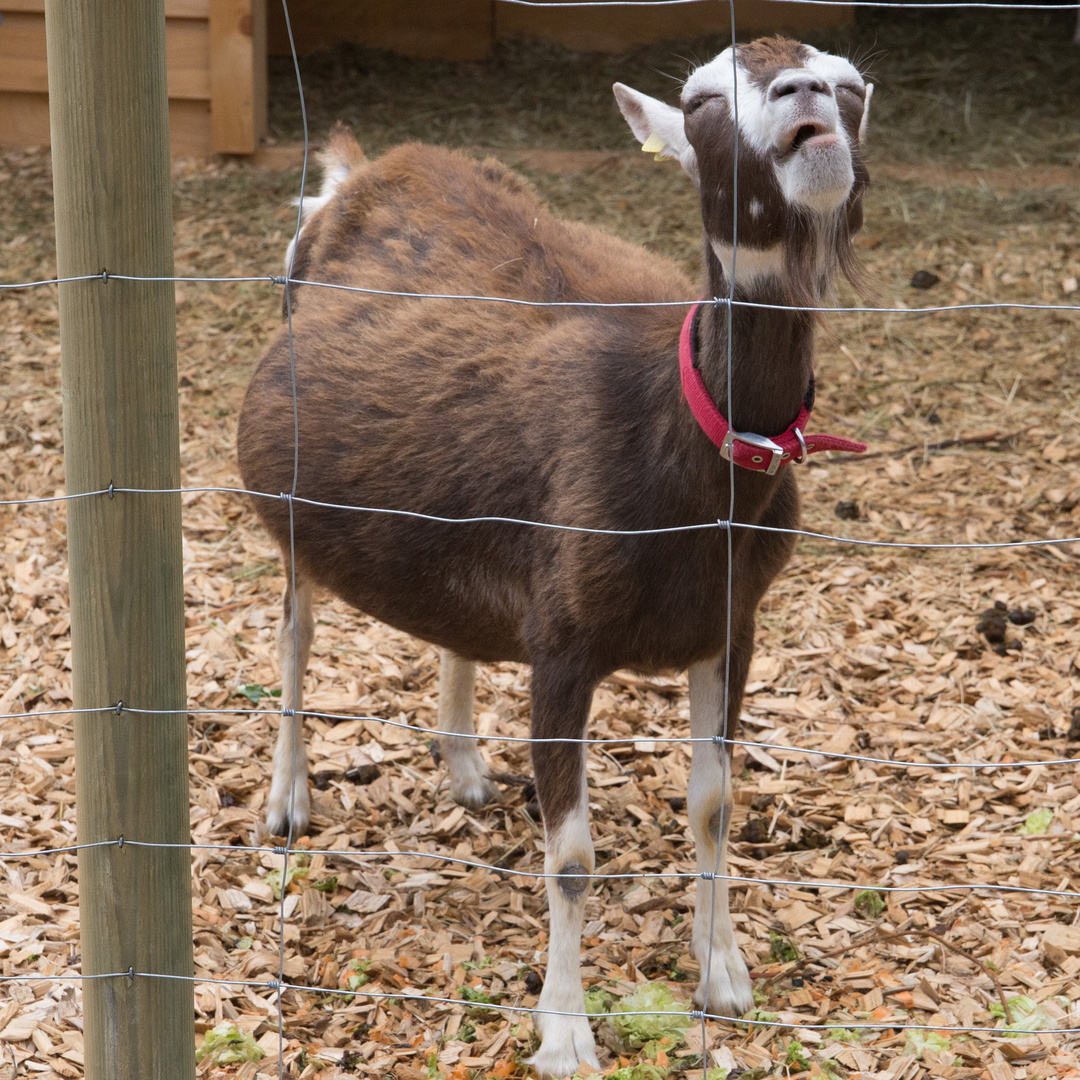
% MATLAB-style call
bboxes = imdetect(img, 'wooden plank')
[0,56,47,93]
[166,15,211,99]
[266,0,492,60]
[209,0,266,153]
[165,0,209,14]
[0,88,50,147]
[0,11,211,99]
[0,93,215,155]
[42,6,195,1080]
[495,0,852,50]
[2,0,208,12]
[0,12,47,93]
[169,94,213,157]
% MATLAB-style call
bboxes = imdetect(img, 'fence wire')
[8,483,1080,552]
[6,700,1080,765]
[3,967,1079,1038]
[6,269,1080,318]
[2,836,1079,900]
[3,0,1080,1071]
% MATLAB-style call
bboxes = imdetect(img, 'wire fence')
[2,0,1080,1074]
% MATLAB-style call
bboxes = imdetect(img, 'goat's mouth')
[784,123,839,155]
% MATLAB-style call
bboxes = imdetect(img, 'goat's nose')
[768,73,830,101]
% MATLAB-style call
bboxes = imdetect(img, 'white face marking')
[710,239,784,287]
[682,45,865,214]
[749,197,764,219]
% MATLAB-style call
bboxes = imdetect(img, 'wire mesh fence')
[2,0,1080,1076]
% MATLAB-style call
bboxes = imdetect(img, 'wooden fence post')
[43,2,194,1079]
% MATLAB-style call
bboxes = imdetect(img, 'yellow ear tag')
[641,132,666,158]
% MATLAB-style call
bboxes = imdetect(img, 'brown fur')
[239,46,868,836]
[736,37,812,90]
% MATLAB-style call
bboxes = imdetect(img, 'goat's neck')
[695,247,817,438]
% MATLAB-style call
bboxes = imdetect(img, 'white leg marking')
[528,792,599,1079]
[267,577,314,837]
[687,659,753,1018]
[437,649,497,809]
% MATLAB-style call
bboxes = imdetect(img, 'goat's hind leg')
[437,649,498,808]
[527,660,599,1079]
[267,569,315,838]
[687,657,754,1018]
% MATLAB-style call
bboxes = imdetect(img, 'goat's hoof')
[527,1018,599,1079]
[692,956,754,1019]
[265,805,310,839]
[449,773,500,810]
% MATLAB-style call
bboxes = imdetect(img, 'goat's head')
[614,38,872,303]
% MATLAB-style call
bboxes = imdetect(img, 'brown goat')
[238,37,872,1078]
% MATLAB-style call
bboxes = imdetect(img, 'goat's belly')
[283,501,535,663]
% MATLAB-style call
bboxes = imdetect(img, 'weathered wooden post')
[44,2,194,1078]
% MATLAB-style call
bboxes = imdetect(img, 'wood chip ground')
[3,18,1080,1080]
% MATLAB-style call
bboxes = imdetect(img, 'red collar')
[679,301,867,475]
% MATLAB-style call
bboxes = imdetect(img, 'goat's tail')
[284,123,366,275]
[315,122,367,201]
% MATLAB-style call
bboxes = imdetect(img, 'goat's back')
[285,141,688,309]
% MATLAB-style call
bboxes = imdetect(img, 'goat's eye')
[837,84,862,98]
[684,97,705,114]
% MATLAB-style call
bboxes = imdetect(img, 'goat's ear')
[858,83,874,145]
[613,83,697,181]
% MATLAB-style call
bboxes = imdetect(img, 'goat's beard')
[782,205,871,315]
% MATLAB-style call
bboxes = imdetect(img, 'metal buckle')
[719,430,784,476]
[793,427,808,464]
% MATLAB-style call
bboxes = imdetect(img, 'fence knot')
[689,1009,705,1022]
[126,966,134,981]
[266,979,281,991]
[272,845,288,855]
[115,700,124,715]
[270,274,287,285]
[281,707,295,718]
[711,295,729,311]
[117,835,124,849]
[107,482,115,500]
[716,519,730,530]
[700,871,716,881]
[100,269,109,285]
[279,492,292,503]
[711,734,726,746]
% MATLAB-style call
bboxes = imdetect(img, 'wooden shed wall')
[0,0,266,156]
[0,0,851,155]
[267,0,853,60]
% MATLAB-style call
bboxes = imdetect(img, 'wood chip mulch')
[2,138,1080,1080]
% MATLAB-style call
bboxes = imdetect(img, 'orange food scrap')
[491,1059,517,1079]
[892,991,915,1009]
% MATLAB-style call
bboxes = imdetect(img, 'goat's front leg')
[267,572,315,838]
[527,660,598,1079]
[437,649,498,808]
[687,655,754,1019]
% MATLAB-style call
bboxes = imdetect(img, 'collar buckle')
[793,426,808,464]
[719,430,784,476]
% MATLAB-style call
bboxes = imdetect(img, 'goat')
[237,36,872,1078]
